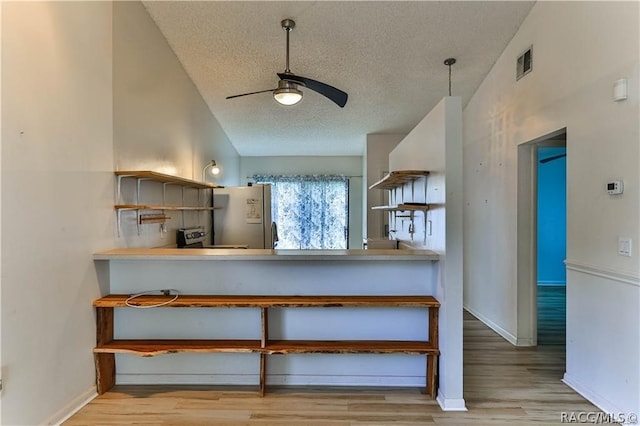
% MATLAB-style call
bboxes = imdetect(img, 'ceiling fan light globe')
[273,88,303,106]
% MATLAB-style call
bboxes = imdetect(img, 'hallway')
[461,310,597,423]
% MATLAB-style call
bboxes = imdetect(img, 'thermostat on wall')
[607,180,624,195]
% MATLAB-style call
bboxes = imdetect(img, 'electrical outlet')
[618,237,632,257]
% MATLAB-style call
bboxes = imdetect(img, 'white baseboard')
[562,373,626,417]
[436,390,467,411]
[46,385,97,426]
[117,373,425,387]
[463,306,518,346]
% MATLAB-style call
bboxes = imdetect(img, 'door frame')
[517,127,567,346]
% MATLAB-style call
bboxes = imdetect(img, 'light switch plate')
[618,237,632,257]
[614,78,628,101]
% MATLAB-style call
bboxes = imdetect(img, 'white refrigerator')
[212,184,277,249]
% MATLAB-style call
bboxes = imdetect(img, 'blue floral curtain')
[253,175,349,249]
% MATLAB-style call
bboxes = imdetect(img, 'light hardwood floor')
[64,310,600,425]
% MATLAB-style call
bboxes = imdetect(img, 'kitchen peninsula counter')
[92,246,440,391]
[93,248,439,261]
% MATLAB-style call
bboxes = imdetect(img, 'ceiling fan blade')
[540,153,566,164]
[226,89,276,100]
[278,73,348,108]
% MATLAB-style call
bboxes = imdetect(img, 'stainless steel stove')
[176,227,207,248]
[177,227,248,249]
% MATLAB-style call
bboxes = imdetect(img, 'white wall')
[114,1,238,186]
[1,3,114,424]
[241,156,363,249]
[463,1,639,415]
[389,104,446,250]
[0,2,241,424]
[364,134,404,239]
[113,1,239,249]
[388,97,465,410]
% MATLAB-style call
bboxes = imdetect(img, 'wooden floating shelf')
[115,204,219,211]
[371,204,430,212]
[114,170,221,237]
[115,170,223,189]
[369,170,429,190]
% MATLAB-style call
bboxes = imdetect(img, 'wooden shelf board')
[115,204,219,211]
[94,295,440,309]
[371,204,430,212]
[93,339,439,357]
[369,170,429,190]
[94,339,262,356]
[115,171,223,189]
[265,340,439,355]
[139,214,170,224]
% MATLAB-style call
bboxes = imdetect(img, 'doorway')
[537,146,567,345]
[516,128,566,347]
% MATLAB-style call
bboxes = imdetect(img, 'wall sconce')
[202,160,221,182]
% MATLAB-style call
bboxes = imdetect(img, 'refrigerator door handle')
[271,222,279,248]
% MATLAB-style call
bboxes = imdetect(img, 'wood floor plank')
[64,307,602,425]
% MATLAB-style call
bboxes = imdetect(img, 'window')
[254,175,349,249]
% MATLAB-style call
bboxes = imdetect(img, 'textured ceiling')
[143,1,534,157]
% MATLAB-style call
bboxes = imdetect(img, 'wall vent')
[516,46,533,80]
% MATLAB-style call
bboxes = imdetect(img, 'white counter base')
[93,248,439,392]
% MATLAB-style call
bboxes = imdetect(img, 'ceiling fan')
[226,19,348,108]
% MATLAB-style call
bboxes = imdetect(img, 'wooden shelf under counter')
[94,339,263,356]
[94,294,440,308]
[93,294,440,398]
